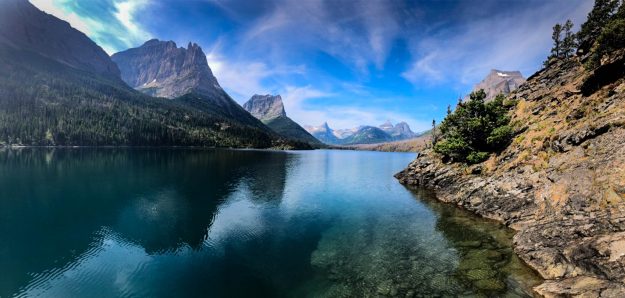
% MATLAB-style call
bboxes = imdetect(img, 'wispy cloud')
[237,0,406,74]
[282,86,430,132]
[206,52,306,102]
[30,0,593,131]
[401,0,592,88]
[31,0,151,54]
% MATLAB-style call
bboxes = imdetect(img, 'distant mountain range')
[466,69,526,101]
[305,121,418,145]
[243,94,322,146]
[0,0,310,149]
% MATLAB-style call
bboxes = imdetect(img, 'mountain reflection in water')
[0,148,540,297]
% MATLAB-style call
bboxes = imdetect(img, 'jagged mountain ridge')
[379,120,417,139]
[466,69,526,102]
[112,39,220,99]
[243,94,322,146]
[111,39,264,128]
[305,121,417,145]
[0,0,302,148]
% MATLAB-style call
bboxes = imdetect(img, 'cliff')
[111,39,275,131]
[466,69,526,102]
[243,94,322,146]
[242,94,287,120]
[396,50,625,296]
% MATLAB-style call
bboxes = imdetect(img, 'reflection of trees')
[0,148,291,296]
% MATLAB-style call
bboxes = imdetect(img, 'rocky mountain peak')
[242,94,287,120]
[467,69,526,102]
[379,121,416,139]
[322,122,331,131]
[379,120,394,130]
[0,0,121,79]
[111,39,221,99]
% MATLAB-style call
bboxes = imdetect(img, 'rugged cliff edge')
[396,51,625,297]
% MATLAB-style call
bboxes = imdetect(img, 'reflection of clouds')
[17,229,153,297]
[114,189,191,253]
[202,184,266,249]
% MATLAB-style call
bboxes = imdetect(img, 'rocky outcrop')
[467,69,526,102]
[243,94,321,146]
[112,39,221,99]
[380,121,417,139]
[242,94,287,120]
[0,0,120,79]
[396,52,625,296]
[112,39,269,128]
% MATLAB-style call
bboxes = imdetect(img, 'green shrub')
[466,151,489,164]
[433,90,513,164]
[487,125,513,148]
[433,135,470,161]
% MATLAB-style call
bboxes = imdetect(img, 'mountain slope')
[305,121,417,145]
[341,126,394,145]
[396,50,625,296]
[0,0,120,79]
[0,0,292,148]
[304,123,339,145]
[243,94,322,146]
[111,40,266,129]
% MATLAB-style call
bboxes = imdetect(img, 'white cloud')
[31,0,151,54]
[281,86,430,133]
[31,0,98,37]
[402,0,592,89]
[237,0,404,74]
[206,51,306,102]
[112,0,151,50]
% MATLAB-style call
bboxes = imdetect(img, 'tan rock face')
[396,50,625,296]
[466,69,526,102]
[242,94,287,121]
[112,39,221,100]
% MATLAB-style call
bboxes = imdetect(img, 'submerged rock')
[395,50,625,296]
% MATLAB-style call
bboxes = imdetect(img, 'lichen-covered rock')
[396,51,625,296]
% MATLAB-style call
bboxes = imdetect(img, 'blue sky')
[31,0,592,132]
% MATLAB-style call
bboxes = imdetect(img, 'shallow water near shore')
[0,148,541,297]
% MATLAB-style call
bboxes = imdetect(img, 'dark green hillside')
[263,116,324,147]
[0,48,285,148]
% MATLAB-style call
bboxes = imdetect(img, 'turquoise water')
[0,148,540,297]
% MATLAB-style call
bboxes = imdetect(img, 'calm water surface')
[0,148,541,297]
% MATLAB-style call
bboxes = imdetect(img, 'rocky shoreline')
[396,52,625,297]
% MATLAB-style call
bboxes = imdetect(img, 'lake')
[0,148,541,297]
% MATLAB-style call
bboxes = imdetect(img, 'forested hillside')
[0,48,286,148]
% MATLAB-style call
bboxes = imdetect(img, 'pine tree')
[586,0,625,68]
[431,119,438,146]
[577,0,619,54]
[562,20,576,58]
[551,23,563,59]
